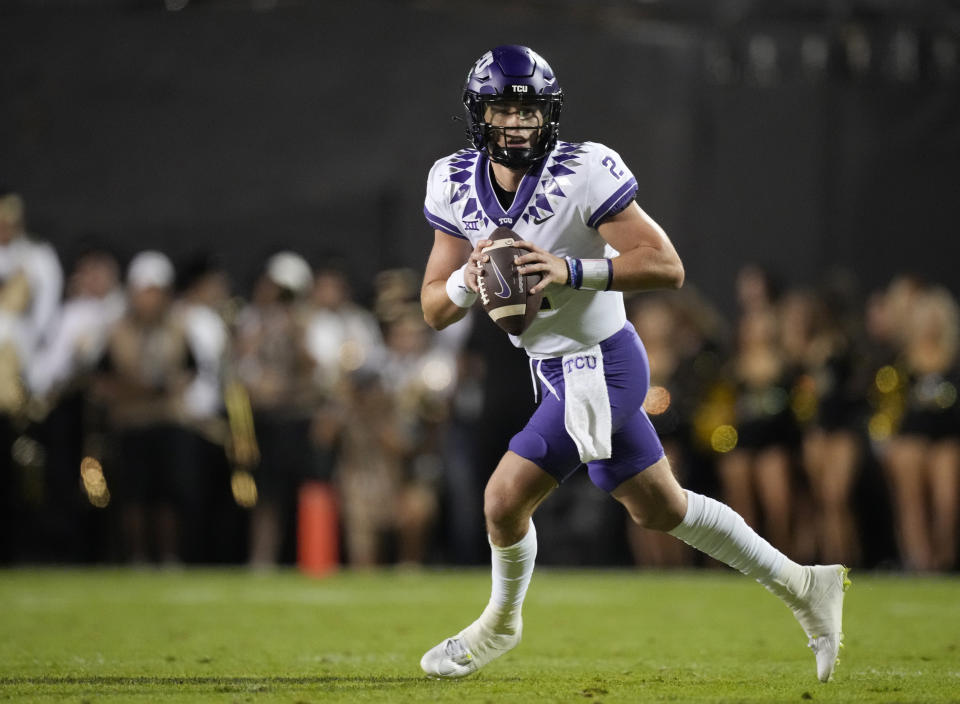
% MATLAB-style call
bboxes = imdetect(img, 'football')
[477,227,542,335]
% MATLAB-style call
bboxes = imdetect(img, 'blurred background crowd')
[2,188,958,572]
[3,0,959,572]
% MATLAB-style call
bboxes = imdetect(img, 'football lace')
[478,264,490,306]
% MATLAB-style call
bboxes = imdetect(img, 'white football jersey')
[424,141,638,358]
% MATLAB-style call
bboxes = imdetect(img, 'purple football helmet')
[463,45,564,169]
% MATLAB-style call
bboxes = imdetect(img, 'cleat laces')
[443,638,473,666]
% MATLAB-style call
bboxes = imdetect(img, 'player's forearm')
[609,244,685,292]
[592,202,684,292]
[421,281,470,331]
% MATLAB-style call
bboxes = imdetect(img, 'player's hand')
[513,240,568,295]
[464,239,493,292]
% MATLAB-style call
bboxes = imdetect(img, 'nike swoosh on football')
[490,258,512,298]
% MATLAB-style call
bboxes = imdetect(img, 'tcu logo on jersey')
[563,355,598,373]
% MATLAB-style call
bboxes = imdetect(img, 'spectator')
[717,304,800,554]
[28,246,125,401]
[779,289,857,562]
[735,263,780,317]
[177,252,232,437]
[175,252,237,561]
[326,368,413,567]
[233,251,317,567]
[884,285,960,571]
[626,288,728,567]
[0,191,63,412]
[304,266,385,396]
[781,289,861,565]
[93,251,198,565]
[378,308,454,564]
[625,293,693,567]
[26,245,124,560]
[0,190,63,562]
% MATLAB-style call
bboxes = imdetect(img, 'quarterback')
[419,44,849,682]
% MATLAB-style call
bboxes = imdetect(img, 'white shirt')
[424,141,638,358]
[180,302,229,419]
[305,304,385,392]
[27,290,125,397]
[0,235,63,360]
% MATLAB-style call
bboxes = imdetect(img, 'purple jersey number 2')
[601,156,624,180]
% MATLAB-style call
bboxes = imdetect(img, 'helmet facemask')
[465,95,562,169]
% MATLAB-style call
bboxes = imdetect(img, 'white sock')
[475,520,537,636]
[668,490,806,598]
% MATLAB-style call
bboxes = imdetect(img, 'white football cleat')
[791,565,851,682]
[808,633,843,683]
[420,622,521,679]
[420,636,478,679]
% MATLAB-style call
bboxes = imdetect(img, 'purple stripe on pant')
[508,323,666,492]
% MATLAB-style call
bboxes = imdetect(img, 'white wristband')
[445,263,479,308]
[580,258,613,291]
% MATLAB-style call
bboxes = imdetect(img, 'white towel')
[561,344,612,462]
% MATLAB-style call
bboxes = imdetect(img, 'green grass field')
[1,568,958,703]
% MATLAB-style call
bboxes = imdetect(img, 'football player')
[419,45,849,683]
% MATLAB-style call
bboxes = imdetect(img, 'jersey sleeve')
[423,158,467,239]
[582,143,639,229]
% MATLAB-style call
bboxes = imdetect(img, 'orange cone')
[298,481,339,576]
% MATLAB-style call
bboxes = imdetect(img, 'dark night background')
[2,0,958,314]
